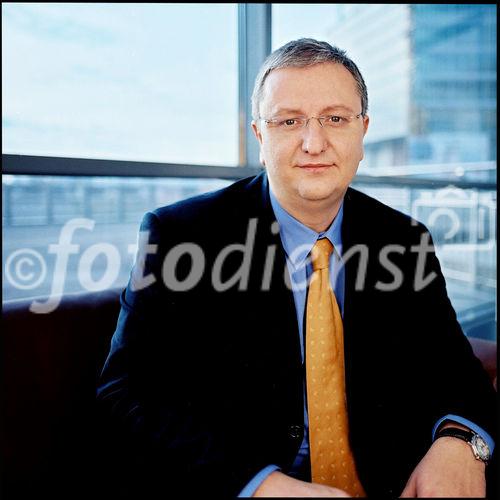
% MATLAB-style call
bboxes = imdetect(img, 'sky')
[2,3,239,165]
[2,3,404,168]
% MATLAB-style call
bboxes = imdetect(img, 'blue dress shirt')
[238,188,494,497]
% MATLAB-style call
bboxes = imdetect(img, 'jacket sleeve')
[96,211,269,497]
[408,223,497,441]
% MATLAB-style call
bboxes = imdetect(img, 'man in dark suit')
[97,39,496,497]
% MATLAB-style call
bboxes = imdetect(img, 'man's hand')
[400,435,486,498]
[253,471,349,497]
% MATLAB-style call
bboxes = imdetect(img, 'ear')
[251,120,263,145]
[251,120,266,166]
[362,114,370,136]
[360,115,370,161]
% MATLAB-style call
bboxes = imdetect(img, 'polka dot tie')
[305,238,366,497]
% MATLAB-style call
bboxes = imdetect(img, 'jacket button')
[288,424,302,439]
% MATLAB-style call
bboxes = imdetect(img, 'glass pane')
[2,175,232,302]
[2,3,238,166]
[272,4,496,172]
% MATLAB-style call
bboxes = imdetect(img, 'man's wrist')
[435,426,491,464]
[238,465,281,497]
[432,414,495,455]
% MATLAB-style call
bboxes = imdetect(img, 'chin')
[297,184,337,202]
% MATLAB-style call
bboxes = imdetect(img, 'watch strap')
[436,427,474,442]
[435,427,490,463]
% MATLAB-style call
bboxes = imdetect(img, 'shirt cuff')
[238,464,281,497]
[432,414,495,454]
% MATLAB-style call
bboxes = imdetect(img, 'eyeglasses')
[260,112,363,133]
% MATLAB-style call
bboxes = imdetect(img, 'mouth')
[297,163,334,173]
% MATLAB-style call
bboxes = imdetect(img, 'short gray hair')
[251,38,368,120]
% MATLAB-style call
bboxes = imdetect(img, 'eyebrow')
[321,104,358,114]
[271,104,358,116]
[270,107,304,116]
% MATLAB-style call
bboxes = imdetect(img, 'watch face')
[472,434,490,461]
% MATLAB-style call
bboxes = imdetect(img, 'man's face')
[252,62,369,211]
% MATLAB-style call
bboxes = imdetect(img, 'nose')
[301,118,328,155]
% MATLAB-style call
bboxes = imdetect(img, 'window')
[2,4,496,342]
[2,174,232,300]
[2,3,239,165]
[2,2,242,299]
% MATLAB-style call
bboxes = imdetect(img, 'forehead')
[260,62,361,115]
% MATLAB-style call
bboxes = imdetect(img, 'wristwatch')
[435,427,491,464]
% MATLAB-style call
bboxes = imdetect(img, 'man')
[97,39,496,497]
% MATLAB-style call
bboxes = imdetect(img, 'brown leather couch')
[1,288,497,498]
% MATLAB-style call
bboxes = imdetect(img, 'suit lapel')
[341,188,371,416]
[239,172,302,369]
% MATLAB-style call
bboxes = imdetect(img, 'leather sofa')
[2,288,121,499]
[2,288,497,498]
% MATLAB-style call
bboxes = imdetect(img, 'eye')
[328,115,343,124]
[282,118,298,127]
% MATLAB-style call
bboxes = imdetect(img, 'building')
[327,4,496,170]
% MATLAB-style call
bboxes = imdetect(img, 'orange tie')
[305,238,366,497]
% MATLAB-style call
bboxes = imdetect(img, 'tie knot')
[311,238,333,271]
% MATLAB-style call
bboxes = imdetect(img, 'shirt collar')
[269,185,344,269]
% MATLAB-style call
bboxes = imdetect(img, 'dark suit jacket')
[96,172,496,498]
